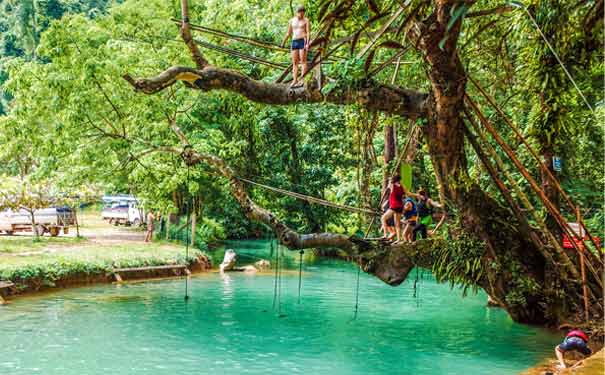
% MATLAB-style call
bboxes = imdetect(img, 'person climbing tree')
[406,189,444,241]
[380,180,396,240]
[381,175,404,243]
[281,5,310,88]
[400,195,417,244]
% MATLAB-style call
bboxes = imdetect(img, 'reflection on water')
[0,240,560,375]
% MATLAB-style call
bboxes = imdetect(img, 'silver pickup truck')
[101,195,145,226]
[0,207,76,236]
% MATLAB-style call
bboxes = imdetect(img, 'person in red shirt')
[381,175,404,243]
[555,329,592,369]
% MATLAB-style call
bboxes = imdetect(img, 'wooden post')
[469,77,603,256]
[190,200,197,247]
[464,110,564,255]
[466,96,602,289]
[577,206,590,322]
[463,122,547,256]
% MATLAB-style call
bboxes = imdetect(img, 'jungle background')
[0,0,602,320]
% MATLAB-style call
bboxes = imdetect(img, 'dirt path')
[78,218,145,244]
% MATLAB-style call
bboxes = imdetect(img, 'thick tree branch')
[180,0,208,68]
[123,66,428,117]
[151,140,431,286]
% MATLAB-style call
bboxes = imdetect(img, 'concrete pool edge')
[0,254,211,302]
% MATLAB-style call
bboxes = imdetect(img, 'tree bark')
[414,4,563,323]
[123,67,428,118]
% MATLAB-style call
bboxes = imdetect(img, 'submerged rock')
[220,249,237,272]
[254,259,271,270]
[219,250,271,273]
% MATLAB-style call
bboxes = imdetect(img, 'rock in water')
[220,249,237,272]
[254,259,271,270]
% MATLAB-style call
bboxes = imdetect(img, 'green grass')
[0,236,87,254]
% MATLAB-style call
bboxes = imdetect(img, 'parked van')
[101,195,145,227]
[0,207,76,237]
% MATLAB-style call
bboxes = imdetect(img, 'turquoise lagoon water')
[0,240,559,374]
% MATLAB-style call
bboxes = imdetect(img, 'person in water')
[144,210,155,243]
[381,175,404,243]
[555,329,592,369]
[401,194,417,243]
[380,179,397,240]
[281,5,310,88]
[406,188,444,241]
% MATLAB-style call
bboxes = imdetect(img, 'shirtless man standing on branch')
[281,5,310,88]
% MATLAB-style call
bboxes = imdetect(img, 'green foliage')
[504,259,542,309]
[431,230,486,296]
[321,58,367,95]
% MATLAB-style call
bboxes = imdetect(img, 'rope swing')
[184,162,191,301]
[238,177,379,215]
[271,238,279,310]
[297,250,304,304]
[353,256,362,320]
[277,243,286,318]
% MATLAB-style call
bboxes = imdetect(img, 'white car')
[101,195,145,226]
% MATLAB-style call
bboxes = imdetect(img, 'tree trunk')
[416,7,559,323]
[165,212,171,240]
[28,209,39,239]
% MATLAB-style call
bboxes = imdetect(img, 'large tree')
[120,0,603,324]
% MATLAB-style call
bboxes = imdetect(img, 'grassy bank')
[0,211,209,295]
[0,241,205,290]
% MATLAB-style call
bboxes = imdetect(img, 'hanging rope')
[184,163,191,301]
[238,177,379,215]
[353,256,362,320]
[194,39,288,69]
[271,238,279,310]
[277,243,286,318]
[297,250,304,304]
[171,18,288,52]
[413,266,419,308]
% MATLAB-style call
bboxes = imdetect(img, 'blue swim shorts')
[291,38,305,50]
[558,336,592,355]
